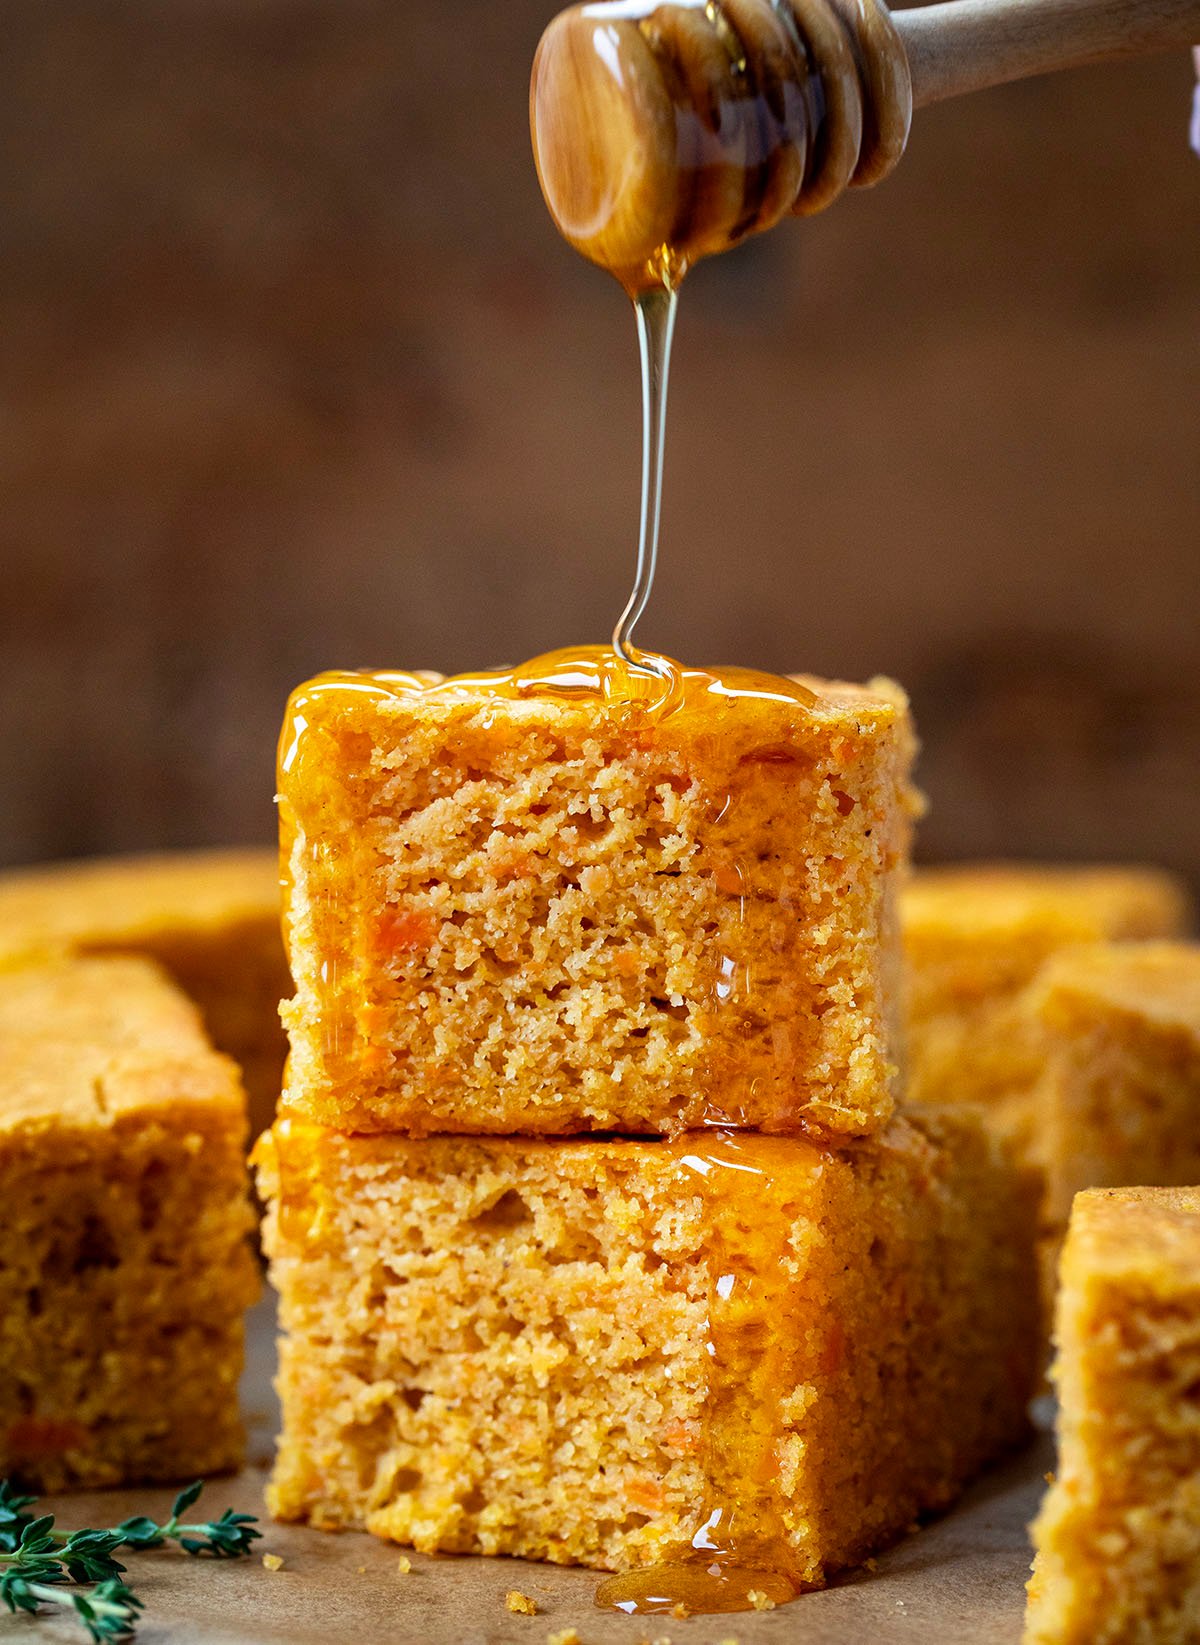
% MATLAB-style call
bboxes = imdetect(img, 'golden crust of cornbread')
[1034,944,1200,1229]
[257,1108,1038,1583]
[1026,1188,1200,1645]
[0,957,260,1491]
[0,848,288,1137]
[277,654,917,1139]
[902,863,1192,1151]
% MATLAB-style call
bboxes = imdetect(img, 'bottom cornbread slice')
[257,1111,1039,1589]
[1025,1187,1200,1645]
[0,957,260,1490]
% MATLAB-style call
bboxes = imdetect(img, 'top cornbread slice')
[0,848,288,1136]
[277,650,916,1138]
[901,863,1192,1142]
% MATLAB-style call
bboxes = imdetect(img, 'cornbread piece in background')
[277,657,917,1138]
[1025,1187,1200,1645]
[0,848,288,1138]
[1034,944,1200,1230]
[257,1108,1038,1582]
[902,863,1192,1152]
[0,956,259,1490]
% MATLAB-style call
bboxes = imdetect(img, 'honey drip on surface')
[596,1133,816,1615]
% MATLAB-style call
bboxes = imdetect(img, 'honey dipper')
[531,0,1200,292]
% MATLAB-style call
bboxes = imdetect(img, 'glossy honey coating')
[531,0,911,292]
[257,1111,1039,1607]
[277,646,915,1141]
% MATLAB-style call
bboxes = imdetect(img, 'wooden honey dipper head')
[533,0,1200,294]
[530,0,912,294]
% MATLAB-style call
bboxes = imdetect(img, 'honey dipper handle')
[896,0,1200,108]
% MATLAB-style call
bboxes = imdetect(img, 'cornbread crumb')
[670,1601,688,1618]
[546,1630,580,1645]
[278,662,915,1139]
[396,1555,412,1574]
[259,1110,1037,1584]
[0,956,258,1490]
[506,1590,537,1615]
[262,1553,284,1571]
[748,1590,775,1611]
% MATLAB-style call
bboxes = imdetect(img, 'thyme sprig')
[0,1515,136,1640]
[108,1480,262,1558]
[0,1478,260,1639]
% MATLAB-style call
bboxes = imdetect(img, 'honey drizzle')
[613,285,678,675]
[596,1132,811,1614]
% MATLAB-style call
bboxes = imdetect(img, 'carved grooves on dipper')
[642,0,911,258]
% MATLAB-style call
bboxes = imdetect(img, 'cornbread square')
[277,656,917,1138]
[0,848,289,1137]
[902,863,1191,1151]
[1034,944,1200,1230]
[0,957,259,1490]
[257,1109,1038,1584]
[1026,1188,1200,1645]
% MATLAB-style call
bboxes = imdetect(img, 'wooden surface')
[29,1296,1054,1645]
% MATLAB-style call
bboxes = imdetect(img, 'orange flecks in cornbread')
[902,863,1192,1152]
[1025,1188,1200,1645]
[1033,944,1200,1230]
[276,648,917,1139]
[0,849,289,1138]
[0,957,259,1490]
[256,1109,1037,1593]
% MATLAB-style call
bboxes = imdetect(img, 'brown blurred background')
[2,1,1198,880]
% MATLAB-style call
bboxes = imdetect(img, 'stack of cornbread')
[255,653,1040,1591]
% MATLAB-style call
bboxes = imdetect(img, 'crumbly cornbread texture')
[0,848,288,1137]
[277,654,917,1138]
[258,1109,1038,1583]
[902,863,1191,1152]
[0,957,259,1491]
[1026,1187,1200,1645]
[1034,944,1200,1230]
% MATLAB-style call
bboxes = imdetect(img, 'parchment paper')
[26,1299,1051,1645]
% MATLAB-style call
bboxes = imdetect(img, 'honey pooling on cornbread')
[256,1108,1037,1610]
[278,646,915,1139]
